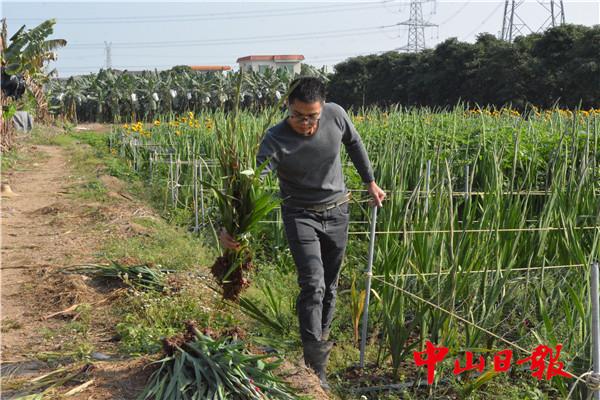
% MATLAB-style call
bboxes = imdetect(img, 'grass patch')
[1,318,23,333]
[47,134,77,147]
[1,147,25,172]
[102,216,213,270]
[114,284,234,354]
[29,123,75,146]
[74,179,108,201]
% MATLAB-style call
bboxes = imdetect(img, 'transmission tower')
[398,0,437,52]
[501,0,565,42]
[104,41,112,69]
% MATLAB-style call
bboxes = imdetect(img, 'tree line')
[327,24,600,110]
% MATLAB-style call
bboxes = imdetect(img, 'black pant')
[282,202,350,342]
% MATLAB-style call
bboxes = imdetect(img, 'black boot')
[303,340,333,391]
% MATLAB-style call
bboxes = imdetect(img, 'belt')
[288,192,352,212]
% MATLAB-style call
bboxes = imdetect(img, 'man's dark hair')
[288,77,326,104]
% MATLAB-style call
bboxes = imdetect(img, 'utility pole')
[398,0,437,52]
[104,41,112,69]
[501,0,565,42]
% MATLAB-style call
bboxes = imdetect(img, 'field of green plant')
[111,106,600,398]
[45,67,327,123]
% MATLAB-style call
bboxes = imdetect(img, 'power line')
[462,2,504,41]
[55,47,400,71]
[309,52,395,64]
[65,24,401,49]
[436,0,471,25]
[56,65,175,70]
[53,50,396,71]
[8,1,404,24]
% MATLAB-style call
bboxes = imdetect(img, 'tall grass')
[113,106,599,397]
[353,107,599,397]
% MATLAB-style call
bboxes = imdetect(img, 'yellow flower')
[154,120,161,126]
[175,130,181,136]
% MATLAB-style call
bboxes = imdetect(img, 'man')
[221,77,385,391]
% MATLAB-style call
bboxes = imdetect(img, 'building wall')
[238,60,301,74]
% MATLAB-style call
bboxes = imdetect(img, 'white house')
[236,55,305,74]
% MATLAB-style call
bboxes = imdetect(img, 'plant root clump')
[210,252,253,301]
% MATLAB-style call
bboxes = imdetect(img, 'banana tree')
[2,18,66,78]
[44,63,327,122]
[1,17,65,147]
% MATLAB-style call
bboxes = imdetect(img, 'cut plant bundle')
[139,321,297,400]
[208,72,283,301]
[62,261,172,292]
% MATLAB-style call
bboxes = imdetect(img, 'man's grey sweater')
[256,102,374,206]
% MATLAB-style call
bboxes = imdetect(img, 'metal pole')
[193,159,199,232]
[464,164,470,201]
[168,154,175,205]
[199,158,205,224]
[425,159,431,215]
[149,151,154,182]
[360,205,378,368]
[175,157,180,206]
[591,260,600,400]
[120,135,125,157]
[133,143,137,172]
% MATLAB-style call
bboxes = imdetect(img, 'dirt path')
[1,145,86,356]
[1,144,150,398]
[1,142,329,399]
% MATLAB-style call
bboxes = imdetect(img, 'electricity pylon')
[501,0,565,42]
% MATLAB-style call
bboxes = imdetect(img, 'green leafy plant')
[62,261,172,292]
[350,272,367,346]
[139,321,297,399]
[208,72,283,300]
[238,284,291,337]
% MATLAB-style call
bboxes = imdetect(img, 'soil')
[1,139,330,399]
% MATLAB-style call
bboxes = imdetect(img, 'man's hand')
[366,181,386,207]
[219,227,241,250]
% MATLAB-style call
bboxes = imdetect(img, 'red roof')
[189,65,232,71]
[236,55,305,63]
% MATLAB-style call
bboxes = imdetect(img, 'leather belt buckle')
[306,192,351,212]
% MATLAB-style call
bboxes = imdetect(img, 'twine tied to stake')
[586,372,600,392]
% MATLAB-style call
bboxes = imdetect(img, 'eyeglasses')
[289,111,321,125]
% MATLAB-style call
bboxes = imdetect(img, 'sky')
[1,0,599,77]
